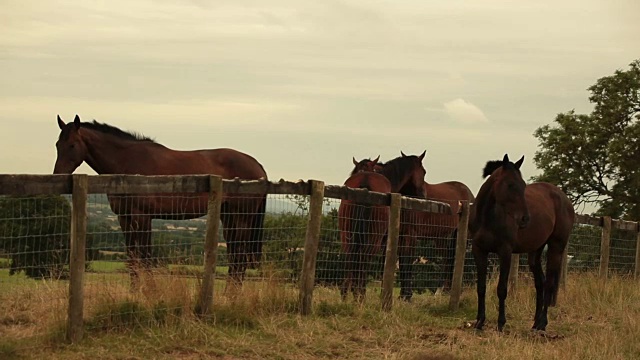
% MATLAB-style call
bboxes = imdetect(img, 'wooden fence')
[1,174,639,343]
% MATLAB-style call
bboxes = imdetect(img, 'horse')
[339,156,390,302]
[53,115,268,289]
[342,152,427,301]
[338,152,427,301]
[354,154,474,298]
[470,154,574,332]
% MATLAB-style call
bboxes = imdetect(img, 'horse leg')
[529,248,545,329]
[398,234,416,301]
[356,239,375,303]
[118,215,152,290]
[248,197,267,269]
[496,248,513,332]
[536,242,564,331]
[221,208,243,293]
[340,243,355,301]
[472,242,488,330]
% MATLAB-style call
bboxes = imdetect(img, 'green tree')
[533,59,640,219]
[0,195,72,278]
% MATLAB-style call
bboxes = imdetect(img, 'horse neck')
[472,178,501,231]
[379,164,410,193]
[82,129,155,174]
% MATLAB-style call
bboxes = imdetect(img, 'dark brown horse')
[470,154,574,331]
[339,156,390,301]
[53,115,268,288]
[344,152,427,300]
[354,154,474,298]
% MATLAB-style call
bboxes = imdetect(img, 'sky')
[1,0,639,199]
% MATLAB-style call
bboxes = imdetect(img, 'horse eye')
[70,144,75,149]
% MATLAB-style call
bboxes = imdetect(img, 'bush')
[0,195,72,279]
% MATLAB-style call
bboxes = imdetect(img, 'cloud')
[443,98,489,124]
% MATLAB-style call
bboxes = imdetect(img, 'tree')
[0,195,72,278]
[533,59,640,219]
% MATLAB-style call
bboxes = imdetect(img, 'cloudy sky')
[1,0,638,197]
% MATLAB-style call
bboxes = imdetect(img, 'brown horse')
[354,154,474,298]
[339,156,390,302]
[53,115,268,288]
[470,154,574,332]
[346,152,427,300]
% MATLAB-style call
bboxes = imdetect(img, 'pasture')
[1,175,639,360]
[1,270,638,360]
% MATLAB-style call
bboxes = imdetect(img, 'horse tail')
[351,202,373,285]
[249,195,267,269]
[352,203,372,251]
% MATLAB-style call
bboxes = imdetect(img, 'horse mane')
[379,156,422,196]
[482,160,521,179]
[473,158,522,232]
[81,121,156,143]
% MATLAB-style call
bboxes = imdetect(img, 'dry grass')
[1,271,639,360]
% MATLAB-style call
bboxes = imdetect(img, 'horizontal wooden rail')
[0,174,452,214]
[575,213,639,231]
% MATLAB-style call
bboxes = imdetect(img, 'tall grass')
[0,272,638,359]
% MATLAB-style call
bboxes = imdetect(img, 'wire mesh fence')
[0,195,72,346]
[82,192,313,331]
[2,175,640,350]
[567,224,602,272]
[608,228,637,275]
[399,207,458,297]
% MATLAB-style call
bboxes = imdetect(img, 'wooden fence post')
[196,175,223,317]
[67,174,88,343]
[635,223,640,280]
[381,193,401,311]
[299,180,324,315]
[599,216,612,280]
[448,201,469,311]
[509,254,520,290]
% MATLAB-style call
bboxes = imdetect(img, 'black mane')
[482,160,520,178]
[379,156,421,196]
[81,121,156,143]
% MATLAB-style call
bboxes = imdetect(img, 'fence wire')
[4,185,640,351]
[82,192,309,330]
[398,207,458,296]
[316,198,388,302]
[567,224,602,272]
[0,195,72,347]
[609,228,637,275]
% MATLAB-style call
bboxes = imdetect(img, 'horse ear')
[372,155,380,164]
[401,151,407,157]
[73,114,81,129]
[352,157,358,165]
[502,154,510,164]
[514,155,525,169]
[57,115,65,130]
[418,150,426,161]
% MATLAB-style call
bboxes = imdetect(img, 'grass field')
[0,271,639,360]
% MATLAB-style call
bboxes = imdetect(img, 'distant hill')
[85,194,337,216]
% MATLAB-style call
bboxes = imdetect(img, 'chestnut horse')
[353,154,474,298]
[340,152,426,301]
[470,155,574,332]
[53,115,268,288]
[339,156,390,301]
